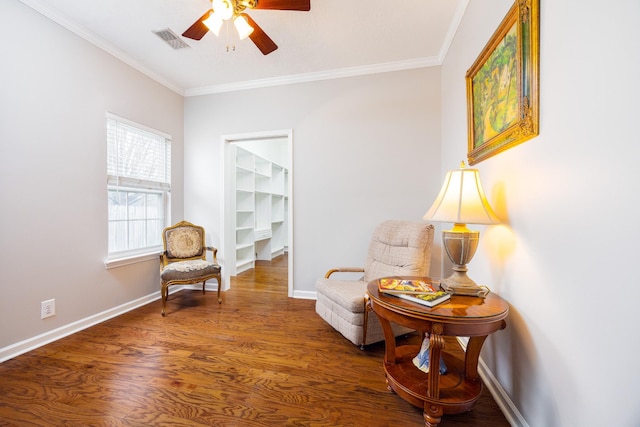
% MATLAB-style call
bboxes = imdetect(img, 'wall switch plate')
[41,299,55,319]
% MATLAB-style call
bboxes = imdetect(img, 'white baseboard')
[293,289,316,300]
[183,282,226,292]
[477,357,529,427]
[457,337,528,427]
[0,283,232,363]
[0,290,166,363]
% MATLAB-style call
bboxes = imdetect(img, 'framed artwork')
[466,0,539,165]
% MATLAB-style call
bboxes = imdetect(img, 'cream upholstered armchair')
[315,220,434,348]
[160,221,222,316]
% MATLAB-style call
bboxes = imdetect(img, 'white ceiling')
[20,0,468,95]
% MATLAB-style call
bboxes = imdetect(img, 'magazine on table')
[378,278,441,294]
[378,278,451,307]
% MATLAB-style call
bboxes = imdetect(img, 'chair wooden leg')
[161,284,168,316]
[217,277,222,304]
[361,294,372,349]
[202,281,206,294]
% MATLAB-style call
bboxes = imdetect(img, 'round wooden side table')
[367,277,509,427]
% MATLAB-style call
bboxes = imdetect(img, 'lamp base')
[441,227,490,298]
[441,270,490,298]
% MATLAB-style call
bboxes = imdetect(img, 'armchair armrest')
[159,252,168,270]
[324,267,364,279]
[206,246,219,264]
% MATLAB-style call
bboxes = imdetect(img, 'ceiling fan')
[182,0,311,55]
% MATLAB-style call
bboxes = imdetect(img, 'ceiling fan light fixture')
[182,0,309,54]
[212,0,234,21]
[234,15,254,40]
[203,13,224,36]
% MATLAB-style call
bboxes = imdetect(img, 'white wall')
[0,1,184,352]
[442,1,640,426]
[184,68,443,295]
[237,138,289,168]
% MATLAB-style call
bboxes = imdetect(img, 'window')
[107,114,171,262]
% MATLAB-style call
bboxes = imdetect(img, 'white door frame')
[220,129,294,297]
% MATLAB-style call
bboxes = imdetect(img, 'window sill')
[104,252,160,269]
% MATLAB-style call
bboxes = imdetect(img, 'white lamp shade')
[424,164,500,225]
[203,13,224,36]
[234,15,254,40]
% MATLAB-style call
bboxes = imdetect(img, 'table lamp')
[423,162,500,297]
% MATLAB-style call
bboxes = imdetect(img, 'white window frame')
[105,113,171,269]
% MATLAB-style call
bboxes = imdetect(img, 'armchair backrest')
[162,221,206,262]
[363,220,434,282]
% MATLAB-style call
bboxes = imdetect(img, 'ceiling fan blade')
[253,0,310,11]
[243,14,278,55]
[182,10,213,40]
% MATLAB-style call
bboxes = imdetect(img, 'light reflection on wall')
[485,224,517,262]
[480,178,516,292]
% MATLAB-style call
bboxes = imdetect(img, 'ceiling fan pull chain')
[224,21,231,53]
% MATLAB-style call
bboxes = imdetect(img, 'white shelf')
[254,156,271,177]
[236,147,253,170]
[255,228,272,241]
[236,258,254,274]
[233,146,288,272]
[236,164,253,173]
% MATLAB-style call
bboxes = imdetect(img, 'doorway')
[221,130,293,297]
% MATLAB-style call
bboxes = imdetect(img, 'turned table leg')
[423,328,445,426]
[423,403,443,427]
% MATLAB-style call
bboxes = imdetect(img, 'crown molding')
[184,57,441,96]
[440,0,470,60]
[184,0,470,96]
[19,0,469,98]
[18,0,185,95]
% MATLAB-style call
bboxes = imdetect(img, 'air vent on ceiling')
[153,29,190,50]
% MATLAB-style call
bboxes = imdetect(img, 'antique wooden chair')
[160,220,222,316]
[315,220,434,348]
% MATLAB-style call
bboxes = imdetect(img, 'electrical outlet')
[41,299,55,319]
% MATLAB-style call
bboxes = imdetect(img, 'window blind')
[107,115,171,191]
[106,114,171,261]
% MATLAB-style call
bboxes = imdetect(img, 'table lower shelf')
[384,343,483,414]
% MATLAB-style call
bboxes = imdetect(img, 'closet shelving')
[234,146,288,274]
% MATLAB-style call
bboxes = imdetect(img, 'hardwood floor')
[0,255,510,426]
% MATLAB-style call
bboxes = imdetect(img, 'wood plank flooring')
[0,255,510,426]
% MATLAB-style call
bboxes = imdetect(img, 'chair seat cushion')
[315,282,414,346]
[161,260,221,282]
[315,278,368,313]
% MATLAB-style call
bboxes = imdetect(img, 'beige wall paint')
[0,1,184,350]
[184,69,444,297]
[441,1,640,426]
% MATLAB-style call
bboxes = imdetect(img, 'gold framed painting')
[466,0,539,165]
